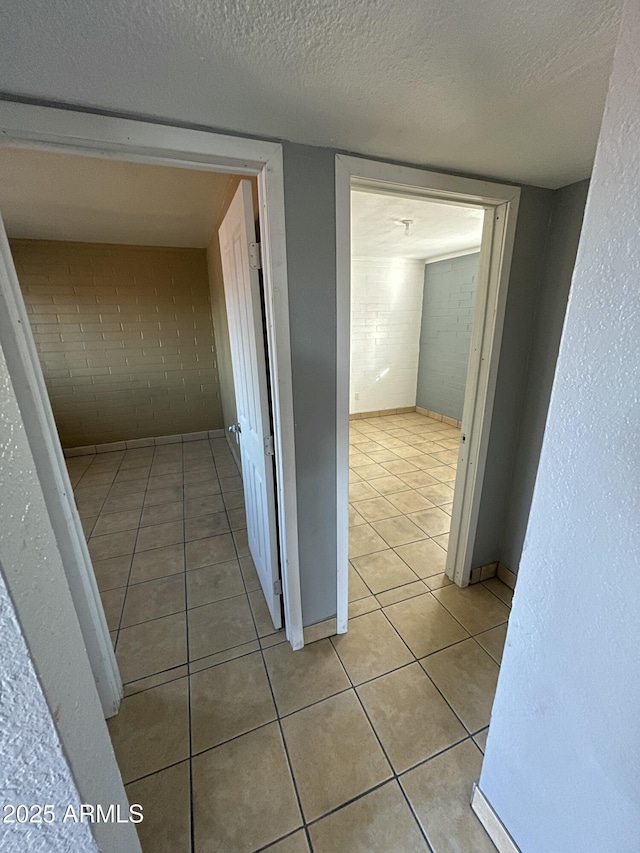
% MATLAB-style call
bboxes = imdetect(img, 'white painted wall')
[0,335,139,851]
[350,257,424,413]
[479,3,640,851]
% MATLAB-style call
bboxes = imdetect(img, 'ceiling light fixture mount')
[400,218,414,236]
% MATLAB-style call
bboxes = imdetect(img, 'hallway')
[66,414,511,852]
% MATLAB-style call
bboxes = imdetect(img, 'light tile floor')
[65,412,511,852]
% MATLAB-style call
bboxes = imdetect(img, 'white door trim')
[0,103,304,707]
[335,153,520,629]
[471,784,521,853]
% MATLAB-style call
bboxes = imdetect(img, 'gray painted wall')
[501,180,588,571]
[416,252,480,421]
[282,143,338,625]
[480,5,640,849]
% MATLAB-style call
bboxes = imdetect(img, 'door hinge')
[264,435,275,456]
[249,242,262,270]
[273,579,282,596]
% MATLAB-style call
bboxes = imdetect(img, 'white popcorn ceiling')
[351,190,484,260]
[0,0,621,188]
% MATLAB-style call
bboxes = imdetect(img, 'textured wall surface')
[501,180,588,572]
[11,240,222,447]
[0,331,119,853]
[480,4,640,851]
[350,257,425,413]
[416,252,479,421]
[0,0,621,187]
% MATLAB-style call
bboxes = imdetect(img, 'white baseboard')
[64,429,226,457]
[471,784,521,853]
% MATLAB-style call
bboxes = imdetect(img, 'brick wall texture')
[416,252,480,421]
[11,240,223,447]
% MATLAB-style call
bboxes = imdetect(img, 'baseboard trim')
[349,406,415,420]
[470,561,499,584]
[497,563,517,590]
[415,405,463,429]
[64,429,226,457]
[471,784,521,853]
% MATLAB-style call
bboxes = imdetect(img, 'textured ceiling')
[0,0,621,188]
[352,190,483,260]
[0,147,236,246]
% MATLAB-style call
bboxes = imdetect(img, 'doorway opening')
[347,187,484,610]
[0,141,297,705]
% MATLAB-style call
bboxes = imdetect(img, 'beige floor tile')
[108,478,149,497]
[349,451,371,467]
[121,575,185,628]
[349,505,367,527]
[349,564,371,601]
[282,691,391,822]
[432,584,509,634]
[190,651,276,753]
[189,640,260,673]
[352,496,402,522]
[147,473,183,491]
[192,723,301,852]
[116,612,187,683]
[416,483,455,505]
[125,760,191,853]
[129,543,185,583]
[351,549,419,594]
[386,489,436,514]
[239,554,261,591]
[352,462,390,480]
[248,588,278,637]
[107,677,189,783]
[473,727,489,752]
[371,516,427,547]
[227,507,247,530]
[332,610,412,684]
[309,780,428,853]
[223,489,245,511]
[123,665,188,697]
[185,511,230,541]
[188,596,257,660]
[430,450,459,465]
[101,492,145,514]
[92,509,141,537]
[140,500,184,527]
[183,494,225,519]
[475,623,507,664]
[428,465,457,483]
[384,593,468,658]
[371,474,412,495]
[92,554,132,591]
[264,638,350,716]
[421,638,499,732]
[186,560,245,607]
[101,587,125,631]
[482,577,514,607]
[357,663,466,773]
[184,481,222,501]
[366,449,403,464]
[376,580,429,607]
[380,459,419,475]
[349,595,381,618]
[351,440,384,453]
[433,533,450,550]
[425,572,453,590]
[348,524,388,559]
[232,527,250,557]
[408,507,451,537]
[135,519,184,552]
[143,485,183,506]
[401,740,497,853]
[186,533,237,570]
[80,515,97,537]
[349,481,380,502]
[397,470,440,489]
[392,445,424,459]
[220,475,243,493]
[266,830,310,853]
[394,538,447,578]
[88,529,137,561]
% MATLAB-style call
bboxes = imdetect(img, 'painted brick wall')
[416,252,480,421]
[350,257,425,413]
[11,240,223,447]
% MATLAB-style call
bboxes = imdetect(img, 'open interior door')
[218,181,282,630]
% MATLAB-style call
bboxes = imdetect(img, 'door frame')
[0,103,304,710]
[335,154,520,631]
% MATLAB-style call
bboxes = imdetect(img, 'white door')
[219,181,282,629]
